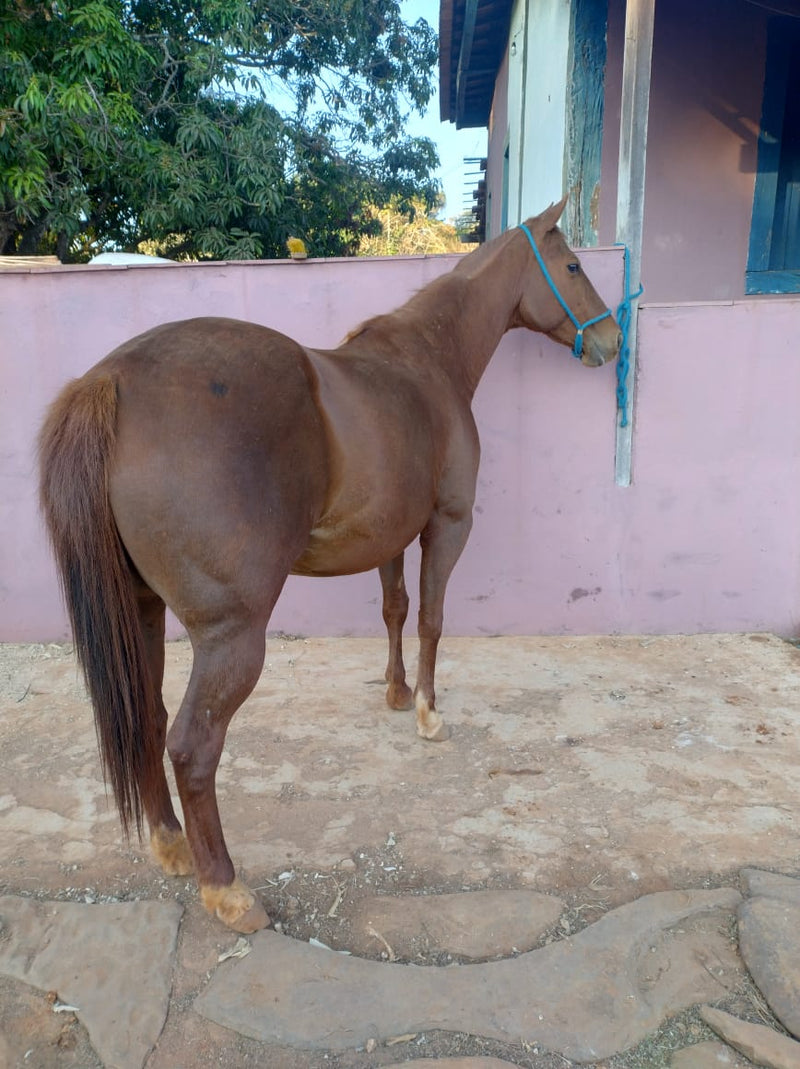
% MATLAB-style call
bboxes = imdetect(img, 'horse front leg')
[379,552,414,710]
[415,508,473,742]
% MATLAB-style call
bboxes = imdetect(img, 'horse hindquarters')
[39,367,308,932]
[102,330,330,932]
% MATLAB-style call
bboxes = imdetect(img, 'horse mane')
[339,230,518,351]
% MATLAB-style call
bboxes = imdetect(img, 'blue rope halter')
[613,242,644,428]
[518,222,613,359]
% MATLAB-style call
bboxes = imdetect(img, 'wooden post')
[614,0,655,487]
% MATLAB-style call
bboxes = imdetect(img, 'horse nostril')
[616,331,623,351]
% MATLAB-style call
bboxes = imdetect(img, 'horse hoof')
[415,693,450,741]
[227,898,270,934]
[421,720,451,742]
[201,878,270,933]
[385,682,414,710]
[150,826,195,876]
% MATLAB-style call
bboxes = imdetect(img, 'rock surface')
[0,895,182,1069]
[384,1061,520,1068]
[738,870,800,1039]
[671,1041,751,1067]
[3,634,800,1068]
[740,869,800,905]
[348,889,564,960]
[699,1006,800,1069]
[0,1027,10,1068]
[196,887,743,1060]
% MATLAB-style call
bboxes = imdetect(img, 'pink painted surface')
[484,0,768,302]
[599,0,765,303]
[3,253,800,641]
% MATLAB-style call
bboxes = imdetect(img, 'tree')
[0,0,439,260]
[357,198,477,256]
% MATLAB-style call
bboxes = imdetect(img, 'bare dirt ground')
[1,632,799,1068]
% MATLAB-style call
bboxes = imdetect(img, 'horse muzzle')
[580,325,622,367]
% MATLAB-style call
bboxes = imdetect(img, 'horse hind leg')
[166,617,269,933]
[379,553,413,710]
[134,583,194,876]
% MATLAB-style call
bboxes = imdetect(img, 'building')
[3,4,800,640]
[440,0,800,302]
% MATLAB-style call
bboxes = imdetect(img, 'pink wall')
[599,0,765,302]
[3,253,800,642]
[483,0,768,302]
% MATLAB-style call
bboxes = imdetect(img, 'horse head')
[514,196,622,368]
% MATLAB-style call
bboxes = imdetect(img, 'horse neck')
[345,230,526,400]
[437,231,527,396]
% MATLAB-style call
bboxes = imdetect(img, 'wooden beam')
[566,0,609,247]
[614,0,655,487]
[455,0,480,128]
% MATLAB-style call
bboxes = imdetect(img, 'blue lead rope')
[614,243,644,429]
[518,223,612,358]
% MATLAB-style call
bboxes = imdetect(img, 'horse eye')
[567,262,580,275]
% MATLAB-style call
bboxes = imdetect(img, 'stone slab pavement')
[0,633,799,1068]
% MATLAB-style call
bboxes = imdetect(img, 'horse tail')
[38,374,159,838]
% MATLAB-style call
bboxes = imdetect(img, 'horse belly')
[292,507,426,577]
[292,466,437,576]
[291,357,441,577]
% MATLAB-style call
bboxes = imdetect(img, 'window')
[747,17,800,293]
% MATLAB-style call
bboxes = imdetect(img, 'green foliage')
[357,198,477,256]
[0,0,439,260]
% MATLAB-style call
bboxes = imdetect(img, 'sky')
[400,1,489,220]
[263,2,488,221]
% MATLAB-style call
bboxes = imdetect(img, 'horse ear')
[528,194,569,236]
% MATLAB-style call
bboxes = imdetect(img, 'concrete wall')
[3,252,800,642]
[487,0,768,301]
[598,0,766,302]
[501,0,572,231]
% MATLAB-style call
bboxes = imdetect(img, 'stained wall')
[3,250,799,641]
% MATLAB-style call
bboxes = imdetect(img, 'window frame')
[747,16,800,295]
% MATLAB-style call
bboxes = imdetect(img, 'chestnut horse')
[39,198,620,932]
